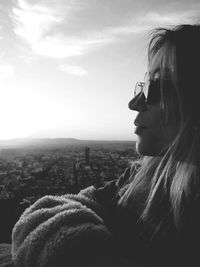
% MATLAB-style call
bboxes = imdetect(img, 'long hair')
[119,24,200,231]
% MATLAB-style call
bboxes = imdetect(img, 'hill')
[0,138,134,150]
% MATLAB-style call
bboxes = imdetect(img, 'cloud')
[58,64,88,76]
[13,0,62,44]
[101,7,200,37]
[141,9,200,27]
[31,34,111,58]
[0,64,14,81]
[0,26,3,40]
[12,0,200,60]
[12,0,112,59]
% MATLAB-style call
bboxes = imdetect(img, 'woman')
[11,24,200,267]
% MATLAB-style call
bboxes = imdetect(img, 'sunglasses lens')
[143,72,150,99]
[134,82,149,99]
[134,72,150,99]
[142,82,149,99]
[134,82,143,96]
[134,72,172,105]
[146,80,162,104]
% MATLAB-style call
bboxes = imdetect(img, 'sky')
[0,0,199,141]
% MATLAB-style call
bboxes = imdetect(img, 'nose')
[128,92,146,111]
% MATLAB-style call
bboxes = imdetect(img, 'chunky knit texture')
[11,165,145,267]
[11,186,116,267]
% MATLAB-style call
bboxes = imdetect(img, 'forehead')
[149,50,163,77]
[148,46,173,79]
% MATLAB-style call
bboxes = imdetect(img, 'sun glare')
[0,85,49,140]
[0,82,85,140]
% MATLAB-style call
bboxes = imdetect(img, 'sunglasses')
[134,72,172,105]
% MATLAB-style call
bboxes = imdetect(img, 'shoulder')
[0,243,13,267]
[93,161,140,210]
[11,187,113,267]
[116,161,140,188]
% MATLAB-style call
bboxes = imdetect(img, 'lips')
[134,126,147,135]
[134,122,147,135]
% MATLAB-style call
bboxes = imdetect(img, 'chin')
[135,139,159,156]
[136,142,147,156]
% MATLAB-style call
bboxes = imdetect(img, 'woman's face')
[129,52,179,156]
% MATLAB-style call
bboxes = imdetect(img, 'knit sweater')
[12,162,200,267]
[11,166,142,267]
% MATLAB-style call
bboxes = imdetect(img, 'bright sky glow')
[0,0,199,140]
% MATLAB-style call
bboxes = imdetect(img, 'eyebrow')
[150,68,160,75]
[149,69,160,80]
[150,68,172,81]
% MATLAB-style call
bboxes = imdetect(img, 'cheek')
[136,124,178,156]
[135,105,178,156]
[160,123,179,145]
[136,127,165,156]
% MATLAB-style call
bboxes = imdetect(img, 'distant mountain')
[0,138,135,151]
[0,138,80,148]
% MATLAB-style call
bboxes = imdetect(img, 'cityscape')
[0,138,138,242]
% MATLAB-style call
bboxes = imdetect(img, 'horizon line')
[0,137,136,142]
